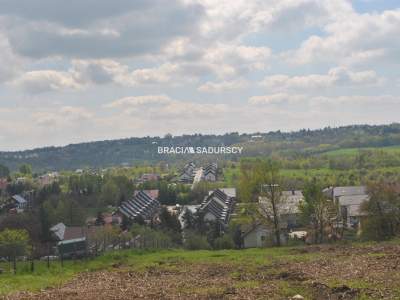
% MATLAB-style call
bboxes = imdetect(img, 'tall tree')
[239,159,284,246]
[0,164,10,178]
[361,181,400,240]
[300,179,331,243]
[19,164,32,175]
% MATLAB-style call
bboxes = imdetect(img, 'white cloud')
[286,9,400,66]
[249,93,307,105]
[105,94,229,119]
[198,79,248,93]
[261,67,382,91]
[12,70,82,93]
[0,32,21,82]
[249,93,399,106]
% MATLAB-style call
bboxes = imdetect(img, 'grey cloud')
[0,0,160,26]
[4,1,204,59]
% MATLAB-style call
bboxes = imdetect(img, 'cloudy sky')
[1,0,400,150]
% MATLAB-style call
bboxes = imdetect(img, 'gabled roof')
[134,189,159,200]
[119,190,160,220]
[50,222,66,240]
[63,225,103,241]
[323,186,367,198]
[259,190,304,215]
[12,194,27,204]
[201,188,236,225]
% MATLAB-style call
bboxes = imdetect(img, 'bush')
[213,235,234,250]
[184,231,210,250]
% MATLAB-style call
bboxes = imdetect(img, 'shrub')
[184,231,210,250]
[213,235,234,250]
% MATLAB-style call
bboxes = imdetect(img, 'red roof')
[0,178,8,190]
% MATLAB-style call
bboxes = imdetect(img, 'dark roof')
[119,190,160,220]
[200,189,235,225]
[203,163,217,175]
[63,225,103,241]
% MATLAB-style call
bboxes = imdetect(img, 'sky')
[0,0,400,151]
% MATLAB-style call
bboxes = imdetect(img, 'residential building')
[134,189,159,201]
[259,190,304,229]
[200,188,236,227]
[118,190,160,221]
[38,172,59,187]
[0,178,8,191]
[203,163,217,182]
[137,173,160,183]
[11,194,28,212]
[323,186,369,228]
[50,223,105,258]
[242,223,288,248]
[179,162,196,183]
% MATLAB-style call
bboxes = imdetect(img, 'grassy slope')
[323,145,400,157]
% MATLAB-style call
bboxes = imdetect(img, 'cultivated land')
[2,240,400,300]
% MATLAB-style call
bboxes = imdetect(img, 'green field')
[323,145,400,157]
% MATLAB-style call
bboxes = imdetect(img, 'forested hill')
[1,123,400,172]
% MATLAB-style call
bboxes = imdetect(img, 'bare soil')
[5,243,400,300]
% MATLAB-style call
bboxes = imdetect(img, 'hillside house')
[242,223,288,248]
[203,163,217,182]
[134,189,159,201]
[50,223,105,258]
[10,194,28,212]
[323,186,369,228]
[179,162,196,183]
[118,190,160,222]
[200,188,236,228]
[38,172,59,187]
[259,190,304,229]
[137,173,160,184]
[0,178,8,191]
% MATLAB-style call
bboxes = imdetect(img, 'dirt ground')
[5,243,400,300]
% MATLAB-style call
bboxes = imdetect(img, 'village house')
[118,190,160,222]
[241,190,305,248]
[323,186,369,228]
[202,163,217,182]
[137,173,161,184]
[259,190,304,229]
[179,162,196,183]
[134,189,159,201]
[50,223,106,258]
[3,194,30,213]
[37,172,59,187]
[0,178,8,191]
[200,188,236,228]
[242,222,288,248]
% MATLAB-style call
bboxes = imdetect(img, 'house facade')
[323,186,369,228]
[200,188,236,228]
[242,223,288,248]
[259,190,304,230]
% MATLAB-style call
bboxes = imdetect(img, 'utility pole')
[261,183,281,246]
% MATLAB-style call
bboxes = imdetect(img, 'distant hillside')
[1,123,400,172]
